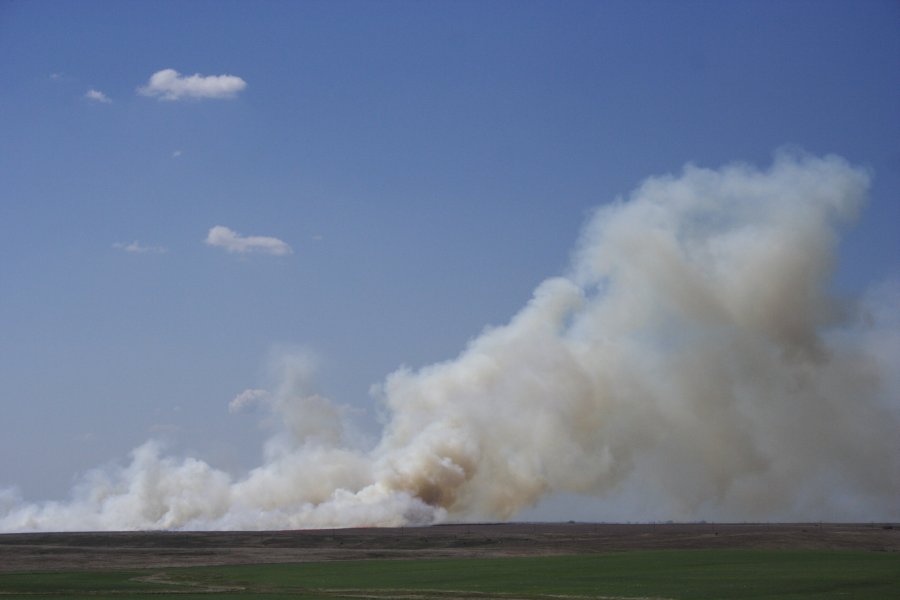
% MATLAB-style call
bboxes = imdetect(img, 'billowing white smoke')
[2,152,898,531]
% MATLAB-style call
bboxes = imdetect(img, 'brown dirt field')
[0,522,897,573]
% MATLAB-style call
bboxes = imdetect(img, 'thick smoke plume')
[2,152,898,531]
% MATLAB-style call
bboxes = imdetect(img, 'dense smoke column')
[2,152,898,531]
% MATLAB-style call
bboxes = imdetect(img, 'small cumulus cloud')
[85,89,112,103]
[49,72,63,81]
[228,389,271,413]
[205,226,292,256]
[113,241,167,254]
[138,69,246,101]
[172,149,183,158]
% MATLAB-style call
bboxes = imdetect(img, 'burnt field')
[1,522,897,573]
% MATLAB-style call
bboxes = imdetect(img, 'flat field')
[1,523,898,599]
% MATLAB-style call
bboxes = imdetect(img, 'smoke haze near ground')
[2,152,898,531]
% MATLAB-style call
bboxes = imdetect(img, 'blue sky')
[1,1,898,521]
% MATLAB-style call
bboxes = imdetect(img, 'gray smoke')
[2,151,898,531]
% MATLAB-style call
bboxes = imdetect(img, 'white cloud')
[172,149,183,158]
[85,89,112,103]
[113,241,167,254]
[138,69,246,101]
[228,389,271,413]
[205,226,292,256]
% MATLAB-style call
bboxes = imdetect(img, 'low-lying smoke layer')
[2,152,898,531]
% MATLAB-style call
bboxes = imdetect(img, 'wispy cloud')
[85,89,112,103]
[228,389,271,413]
[113,241,167,254]
[205,226,292,256]
[172,149,183,158]
[138,69,246,101]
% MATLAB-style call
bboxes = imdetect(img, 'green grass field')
[1,550,898,599]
